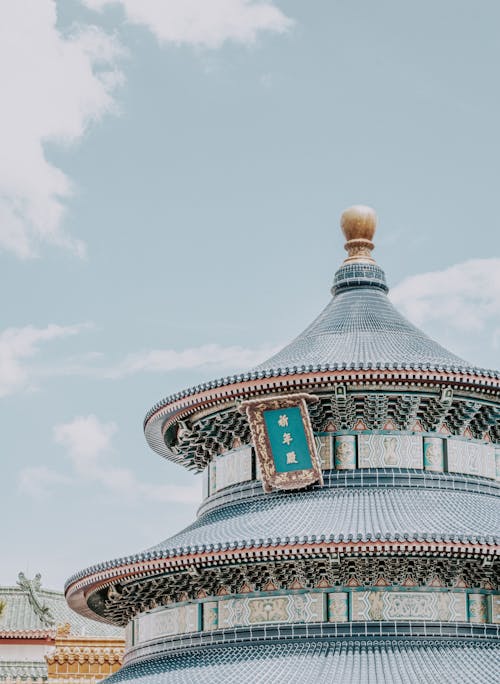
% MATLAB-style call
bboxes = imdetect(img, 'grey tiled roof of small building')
[105,640,500,684]
[66,487,498,586]
[0,660,47,681]
[0,585,121,637]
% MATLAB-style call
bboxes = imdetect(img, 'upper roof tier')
[251,204,469,374]
[144,206,500,463]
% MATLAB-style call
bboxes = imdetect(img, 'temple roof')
[143,207,499,446]
[0,660,47,681]
[0,573,121,638]
[66,484,498,590]
[104,639,500,683]
[252,262,470,375]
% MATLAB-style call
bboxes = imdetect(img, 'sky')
[1,0,499,590]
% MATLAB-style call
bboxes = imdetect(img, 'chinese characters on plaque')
[240,394,323,493]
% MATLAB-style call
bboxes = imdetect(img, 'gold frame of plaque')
[240,393,323,493]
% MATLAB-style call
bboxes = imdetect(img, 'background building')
[0,573,123,683]
[66,207,499,682]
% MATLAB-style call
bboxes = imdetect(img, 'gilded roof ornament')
[341,205,377,263]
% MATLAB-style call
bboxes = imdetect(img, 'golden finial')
[340,205,377,263]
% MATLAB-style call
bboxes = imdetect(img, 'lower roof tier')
[146,485,500,555]
[104,638,499,684]
[66,483,499,624]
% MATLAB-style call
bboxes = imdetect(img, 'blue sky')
[1,0,499,589]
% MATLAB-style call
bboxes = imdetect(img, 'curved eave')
[96,639,500,684]
[144,367,500,465]
[0,629,55,640]
[66,486,500,622]
[65,539,498,624]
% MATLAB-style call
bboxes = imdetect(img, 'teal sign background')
[263,406,313,473]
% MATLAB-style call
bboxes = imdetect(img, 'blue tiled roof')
[146,487,498,554]
[144,262,499,429]
[253,264,468,373]
[0,585,121,637]
[104,639,500,683]
[0,660,47,681]
[66,486,498,586]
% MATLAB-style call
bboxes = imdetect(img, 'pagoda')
[66,207,499,682]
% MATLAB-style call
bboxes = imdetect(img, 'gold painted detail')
[46,627,124,681]
[239,393,323,493]
[340,205,377,264]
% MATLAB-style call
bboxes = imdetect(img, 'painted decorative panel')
[208,461,217,495]
[334,435,356,470]
[202,467,209,499]
[351,591,467,622]
[489,594,500,624]
[315,436,333,470]
[217,592,325,628]
[214,446,253,492]
[447,440,495,479]
[468,594,488,623]
[327,593,349,622]
[136,604,199,643]
[423,437,444,472]
[125,621,134,649]
[358,434,422,469]
[203,601,218,631]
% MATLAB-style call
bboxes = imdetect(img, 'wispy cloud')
[104,343,278,378]
[0,1,123,258]
[18,465,73,499]
[51,414,199,503]
[391,258,500,367]
[0,323,277,397]
[83,0,293,48]
[0,323,89,397]
[391,258,500,332]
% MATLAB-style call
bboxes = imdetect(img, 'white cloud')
[0,323,88,397]
[105,343,279,378]
[391,259,500,333]
[18,466,73,499]
[83,0,293,48]
[52,415,200,504]
[0,1,123,258]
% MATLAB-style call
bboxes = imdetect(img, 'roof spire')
[341,205,377,264]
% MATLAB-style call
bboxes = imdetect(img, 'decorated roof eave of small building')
[65,537,498,624]
[0,628,55,641]
[144,367,500,467]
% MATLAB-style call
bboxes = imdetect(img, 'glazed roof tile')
[0,660,47,681]
[66,487,498,586]
[144,263,499,429]
[0,584,121,638]
[104,640,500,684]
